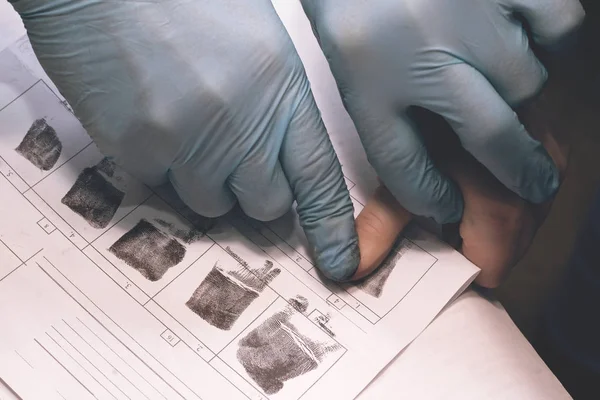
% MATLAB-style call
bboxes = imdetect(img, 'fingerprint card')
[344,238,437,317]
[0,46,37,110]
[220,297,345,399]
[0,81,91,185]
[33,144,152,244]
[154,245,280,353]
[0,240,20,280]
[4,36,68,106]
[92,194,214,297]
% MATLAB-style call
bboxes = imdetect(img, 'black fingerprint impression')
[109,219,186,281]
[186,260,280,330]
[237,296,340,395]
[15,118,62,170]
[61,158,125,229]
[356,249,403,298]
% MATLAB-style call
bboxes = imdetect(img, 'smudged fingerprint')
[61,158,125,229]
[156,183,216,236]
[356,248,404,298]
[109,219,186,281]
[154,218,204,244]
[95,157,117,177]
[237,295,341,395]
[186,260,280,330]
[15,118,62,171]
[288,295,309,313]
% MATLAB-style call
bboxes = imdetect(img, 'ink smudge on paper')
[186,260,280,330]
[237,296,341,394]
[15,118,62,170]
[61,158,126,229]
[356,248,404,298]
[109,219,185,281]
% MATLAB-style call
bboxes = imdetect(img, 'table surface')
[0,2,570,399]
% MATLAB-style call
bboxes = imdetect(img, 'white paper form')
[0,378,18,400]
[0,4,479,400]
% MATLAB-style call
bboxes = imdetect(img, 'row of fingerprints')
[5,89,400,292]
[0,44,394,398]
[0,80,421,397]
[8,111,404,300]
[2,80,407,311]
[10,121,342,398]
[8,104,406,307]
[8,117,351,398]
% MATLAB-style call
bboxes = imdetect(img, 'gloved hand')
[353,76,571,288]
[301,0,584,224]
[11,0,359,281]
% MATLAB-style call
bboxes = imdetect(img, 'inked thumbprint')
[109,219,186,281]
[356,249,403,298]
[186,260,280,330]
[61,158,125,229]
[15,118,62,170]
[237,295,341,395]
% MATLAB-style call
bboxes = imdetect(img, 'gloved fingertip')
[436,200,464,225]
[431,186,464,225]
[545,160,561,199]
[522,152,560,204]
[314,237,360,282]
[296,187,360,282]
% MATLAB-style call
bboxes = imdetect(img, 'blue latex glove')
[301,0,585,224]
[11,0,359,281]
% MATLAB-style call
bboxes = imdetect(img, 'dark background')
[495,1,600,398]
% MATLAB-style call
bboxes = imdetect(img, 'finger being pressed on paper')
[351,185,412,280]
